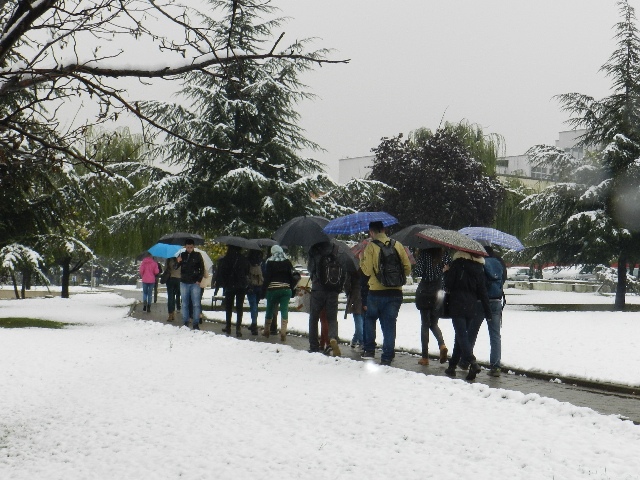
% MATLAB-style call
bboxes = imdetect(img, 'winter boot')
[250,323,259,335]
[280,319,288,342]
[262,320,272,338]
[142,303,147,312]
[270,318,278,335]
[466,362,481,381]
[418,357,429,366]
[166,312,174,322]
[146,303,151,313]
[329,338,341,357]
[439,344,449,364]
[236,320,242,337]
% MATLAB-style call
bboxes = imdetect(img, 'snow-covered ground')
[1,290,639,479]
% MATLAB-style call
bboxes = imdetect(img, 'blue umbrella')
[147,243,182,258]
[323,211,398,235]
[458,227,525,252]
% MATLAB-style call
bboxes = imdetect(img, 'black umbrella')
[273,216,333,247]
[158,232,205,246]
[391,224,442,249]
[251,238,278,248]
[330,239,359,272]
[214,235,261,251]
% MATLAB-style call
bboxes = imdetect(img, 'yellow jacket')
[360,233,412,291]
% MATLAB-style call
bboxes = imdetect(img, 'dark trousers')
[308,290,339,351]
[449,315,477,367]
[166,277,181,313]
[224,288,246,329]
[420,307,445,357]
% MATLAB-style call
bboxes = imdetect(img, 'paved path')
[117,289,640,424]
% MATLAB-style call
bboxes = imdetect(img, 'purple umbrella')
[458,227,525,252]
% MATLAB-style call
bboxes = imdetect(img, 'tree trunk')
[10,271,20,299]
[615,256,627,311]
[61,257,71,299]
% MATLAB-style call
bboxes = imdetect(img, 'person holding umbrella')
[215,245,250,337]
[176,239,205,329]
[414,247,451,366]
[443,249,492,380]
[261,245,296,341]
[360,221,412,366]
[307,240,347,356]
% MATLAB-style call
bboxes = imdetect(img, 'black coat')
[216,252,250,291]
[444,257,491,319]
[178,250,205,284]
[262,259,294,295]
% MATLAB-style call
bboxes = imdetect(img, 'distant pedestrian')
[165,256,182,322]
[261,245,295,341]
[443,250,491,380]
[360,221,411,366]
[153,260,163,303]
[139,253,159,313]
[414,248,451,366]
[468,245,507,377]
[215,245,250,337]
[246,249,264,335]
[176,239,205,329]
[307,241,346,356]
[345,268,364,348]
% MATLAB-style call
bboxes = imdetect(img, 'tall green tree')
[522,0,640,309]
[115,0,338,238]
[367,126,503,230]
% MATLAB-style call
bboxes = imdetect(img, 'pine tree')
[522,0,640,309]
[125,0,336,237]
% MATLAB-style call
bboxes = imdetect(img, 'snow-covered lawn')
[0,291,639,479]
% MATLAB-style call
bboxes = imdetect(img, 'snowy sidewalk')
[121,289,640,424]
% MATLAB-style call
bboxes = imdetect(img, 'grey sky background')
[271,0,622,179]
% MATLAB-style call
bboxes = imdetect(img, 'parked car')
[542,265,613,281]
[506,266,531,281]
[293,264,310,276]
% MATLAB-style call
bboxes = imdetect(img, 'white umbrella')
[177,247,213,271]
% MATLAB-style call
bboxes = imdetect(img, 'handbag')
[159,267,171,285]
[290,269,302,298]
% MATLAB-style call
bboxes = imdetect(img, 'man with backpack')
[360,221,412,366]
[468,245,507,377]
[307,240,346,356]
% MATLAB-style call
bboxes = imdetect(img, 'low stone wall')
[510,280,600,293]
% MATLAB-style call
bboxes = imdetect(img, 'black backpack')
[318,247,345,292]
[372,239,406,287]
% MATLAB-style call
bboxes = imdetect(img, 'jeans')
[309,290,339,351]
[142,282,154,305]
[449,315,476,367]
[469,299,502,369]
[180,282,201,327]
[364,293,402,362]
[246,287,260,326]
[419,307,445,357]
[351,313,364,345]
[166,277,181,313]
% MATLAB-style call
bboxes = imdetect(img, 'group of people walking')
[141,226,506,381]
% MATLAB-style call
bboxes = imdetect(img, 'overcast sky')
[270,0,622,179]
